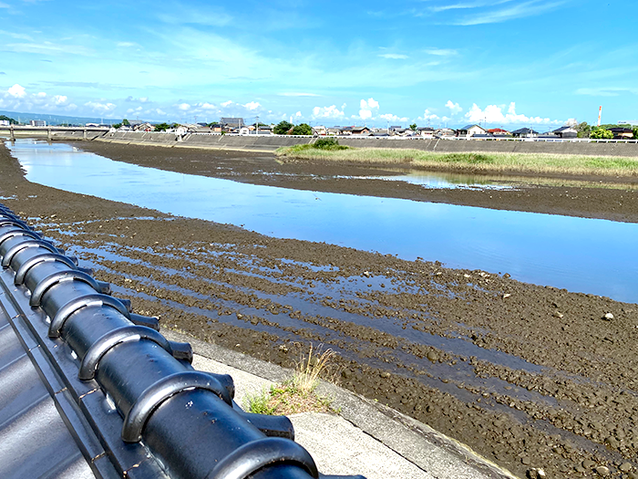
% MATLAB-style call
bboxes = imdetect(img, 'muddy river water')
[8,139,638,303]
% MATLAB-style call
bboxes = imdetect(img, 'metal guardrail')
[0,203,364,479]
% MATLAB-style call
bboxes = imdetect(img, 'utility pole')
[256,115,259,135]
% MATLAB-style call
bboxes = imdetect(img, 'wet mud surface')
[3,141,638,478]
[78,141,638,224]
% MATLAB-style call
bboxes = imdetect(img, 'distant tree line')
[273,121,312,135]
[0,115,18,124]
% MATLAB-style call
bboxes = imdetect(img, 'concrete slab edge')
[162,328,520,479]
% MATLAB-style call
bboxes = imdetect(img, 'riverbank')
[277,145,638,178]
[2,140,638,478]
[76,140,638,224]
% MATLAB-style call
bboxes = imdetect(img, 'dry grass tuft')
[244,345,337,416]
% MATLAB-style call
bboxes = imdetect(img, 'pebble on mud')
[527,468,546,479]
[602,312,614,320]
[595,466,610,476]
[619,462,632,472]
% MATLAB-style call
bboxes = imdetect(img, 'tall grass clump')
[244,345,337,416]
[276,145,638,177]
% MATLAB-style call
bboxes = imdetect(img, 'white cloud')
[418,109,439,121]
[425,48,458,56]
[52,95,67,105]
[197,102,216,110]
[312,105,345,119]
[379,113,409,123]
[465,102,559,125]
[117,42,137,48]
[379,53,409,60]
[221,100,233,107]
[294,111,302,118]
[8,84,26,98]
[178,103,190,111]
[243,101,261,110]
[84,101,117,114]
[445,100,463,114]
[359,97,380,120]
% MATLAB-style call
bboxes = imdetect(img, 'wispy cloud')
[379,53,409,59]
[0,29,34,41]
[279,92,321,97]
[424,48,457,56]
[5,41,93,56]
[156,4,232,27]
[575,87,638,97]
[453,0,566,25]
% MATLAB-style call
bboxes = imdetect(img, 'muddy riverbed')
[2,140,638,478]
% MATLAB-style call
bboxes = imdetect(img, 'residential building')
[552,126,578,138]
[511,128,539,138]
[220,117,245,128]
[30,120,46,127]
[457,124,487,137]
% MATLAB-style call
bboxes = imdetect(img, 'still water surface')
[7,139,638,303]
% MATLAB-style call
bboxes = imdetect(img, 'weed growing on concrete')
[244,345,337,416]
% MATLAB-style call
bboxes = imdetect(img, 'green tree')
[112,123,122,129]
[575,121,591,138]
[409,123,417,131]
[589,127,613,139]
[154,122,171,131]
[122,118,130,126]
[291,123,312,135]
[0,115,18,124]
[273,120,294,135]
[632,127,638,140]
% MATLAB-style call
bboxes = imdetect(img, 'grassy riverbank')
[276,145,638,177]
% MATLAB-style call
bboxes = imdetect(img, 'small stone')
[620,462,632,472]
[502,293,511,299]
[363,271,371,278]
[595,466,610,476]
[427,351,439,362]
[341,369,352,379]
[603,312,614,320]
[236,313,243,319]
[503,273,511,279]
[583,460,595,468]
[604,436,620,449]
[553,311,564,319]
[380,371,391,378]
[521,456,531,465]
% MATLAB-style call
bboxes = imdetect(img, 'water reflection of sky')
[8,139,638,304]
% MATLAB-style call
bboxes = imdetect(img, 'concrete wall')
[4,127,638,157]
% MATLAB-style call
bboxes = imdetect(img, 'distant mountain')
[0,110,122,126]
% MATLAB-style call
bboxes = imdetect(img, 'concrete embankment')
[4,128,638,157]
[91,131,638,157]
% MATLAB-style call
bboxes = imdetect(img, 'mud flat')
[2,141,638,479]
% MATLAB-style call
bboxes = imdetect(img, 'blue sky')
[0,0,636,128]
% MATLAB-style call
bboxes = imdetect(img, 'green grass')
[243,346,337,416]
[275,146,638,177]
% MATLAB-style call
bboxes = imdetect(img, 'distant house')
[609,127,634,139]
[457,124,486,137]
[0,120,10,126]
[220,117,245,128]
[130,122,153,132]
[435,128,456,138]
[30,120,46,127]
[239,126,251,135]
[312,125,327,136]
[351,126,372,136]
[487,128,511,136]
[511,128,539,138]
[417,127,435,138]
[552,126,578,138]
